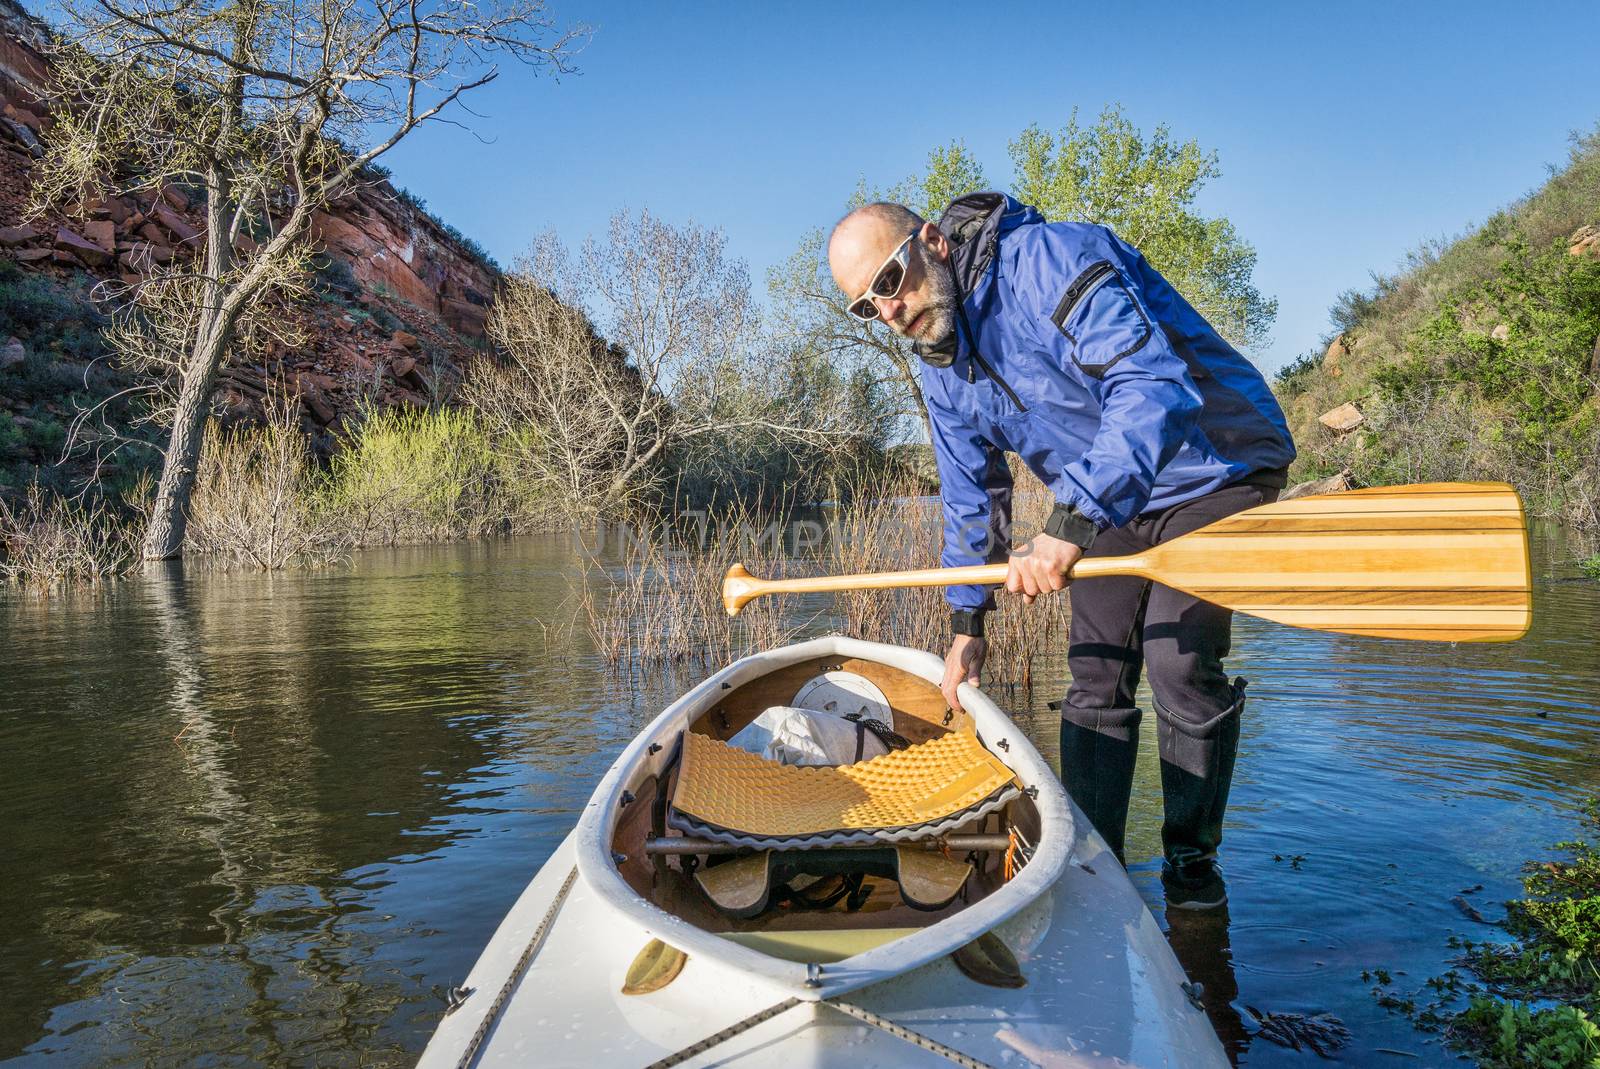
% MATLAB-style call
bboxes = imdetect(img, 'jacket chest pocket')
[1050,260,1153,380]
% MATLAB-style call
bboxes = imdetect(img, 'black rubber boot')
[1058,705,1142,865]
[1155,679,1245,909]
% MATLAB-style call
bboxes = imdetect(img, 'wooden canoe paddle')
[721,482,1532,642]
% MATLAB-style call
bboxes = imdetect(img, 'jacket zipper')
[969,349,1028,413]
[1053,260,1117,331]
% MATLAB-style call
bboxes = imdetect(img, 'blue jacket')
[919,193,1296,612]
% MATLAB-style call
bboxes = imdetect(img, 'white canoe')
[419,637,1226,1068]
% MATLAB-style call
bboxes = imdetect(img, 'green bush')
[320,406,501,544]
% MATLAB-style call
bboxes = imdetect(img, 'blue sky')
[381,0,1600,374]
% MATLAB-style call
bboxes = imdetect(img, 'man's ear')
[919,221,950,262]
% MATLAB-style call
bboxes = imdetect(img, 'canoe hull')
[419,638,1227,1068]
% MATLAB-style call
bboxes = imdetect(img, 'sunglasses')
[846,232,917,321]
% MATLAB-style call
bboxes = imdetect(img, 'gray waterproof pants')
[1060,479,1279,864]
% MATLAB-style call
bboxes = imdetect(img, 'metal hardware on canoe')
[642,835,1013,855]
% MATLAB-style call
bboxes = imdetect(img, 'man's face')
[829,219,959,347]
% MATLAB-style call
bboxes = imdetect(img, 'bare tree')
[767,229,931,447]
[30,0,583,559]
[472,210,864,515]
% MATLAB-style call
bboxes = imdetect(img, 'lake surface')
[1,526,1596,1067]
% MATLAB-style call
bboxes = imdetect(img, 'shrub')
[0,481,133,592]
[186,396,347,569]
[321,405,501,545]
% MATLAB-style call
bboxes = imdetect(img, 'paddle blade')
[1145,482,1532,642]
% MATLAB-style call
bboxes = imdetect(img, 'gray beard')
[915,253,960,349]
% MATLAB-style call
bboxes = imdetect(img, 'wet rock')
[1,336,24,369]
[1317,401,1364,434]
[54,226,113,266]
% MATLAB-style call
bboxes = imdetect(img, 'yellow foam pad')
[673,729,1019,838]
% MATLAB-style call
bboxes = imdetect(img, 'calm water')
[1,528,1597,1067]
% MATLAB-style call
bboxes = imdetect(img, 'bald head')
[827,203,924,292]
[827,202,957,346]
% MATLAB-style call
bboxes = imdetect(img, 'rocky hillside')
[0,0,505,484]
[1275,130,1600,532]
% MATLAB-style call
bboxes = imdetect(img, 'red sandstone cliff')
[0,0,502,443]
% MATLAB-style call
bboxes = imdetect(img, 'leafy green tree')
[1010,105,1276,349]
[775,112,1277,448]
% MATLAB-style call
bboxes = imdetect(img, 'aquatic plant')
[1390,799,1600,1068]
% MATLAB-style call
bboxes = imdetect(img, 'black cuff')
[1043,502,1099,550]
[950,608,987,638]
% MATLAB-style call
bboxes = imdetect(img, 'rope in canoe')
[641,994,998,1069]
[827,1000,998,1069]
[453,865,579,1069]
[642,998,802,1068]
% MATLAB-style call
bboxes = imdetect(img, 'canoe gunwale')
[572,635,1075,1000]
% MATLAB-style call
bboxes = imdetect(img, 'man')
[827,193,1295,909]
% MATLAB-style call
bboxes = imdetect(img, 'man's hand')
[1006,532,1084,605]
[941,634,987,714]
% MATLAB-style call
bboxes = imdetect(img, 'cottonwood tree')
[1010,105,1277,349]
[473,210,865,515]
[31,0,582,560]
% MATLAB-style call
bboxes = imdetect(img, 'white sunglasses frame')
[846,232,917,322]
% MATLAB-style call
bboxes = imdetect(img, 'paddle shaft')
[721,483,1532,641]
[740,556,1132,601]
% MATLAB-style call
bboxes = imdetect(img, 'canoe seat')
[694,845,975,918]
[669,729,1021,850]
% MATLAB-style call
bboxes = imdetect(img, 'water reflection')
[0,526,1595,1066]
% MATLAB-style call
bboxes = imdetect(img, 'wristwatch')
[1042,502,1099,550]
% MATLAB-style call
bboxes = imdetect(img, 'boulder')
[152,203,201,245]
[1323,333,1348,378]
[391,329,419,350]
[54,226,113,266]
[11,247,51,263]
[0,224,39,246]
[294,375,337,425]
[1282,469,1354,501]
[1490,323,1510,343]
[390,354,416,379]
[1569,224,1600,258]
[1317,401,1365,434]
[82,219,116,252]
[0,336,25,370]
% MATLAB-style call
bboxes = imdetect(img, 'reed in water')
[578,465,1072,697]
